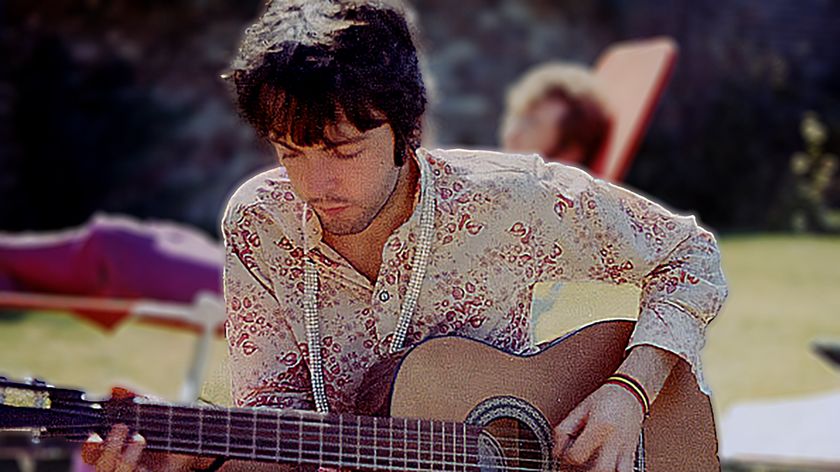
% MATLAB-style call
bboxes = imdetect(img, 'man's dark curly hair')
[224,0,426,165]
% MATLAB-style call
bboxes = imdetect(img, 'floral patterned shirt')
[222,148,727,413]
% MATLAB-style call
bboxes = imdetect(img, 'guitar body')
[359,319,720,471]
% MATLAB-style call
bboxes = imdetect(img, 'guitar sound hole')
[478,418,545,472]
[466,396,554,472]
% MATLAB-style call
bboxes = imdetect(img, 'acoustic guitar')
[0,320,719,471]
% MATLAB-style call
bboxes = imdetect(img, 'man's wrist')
[615,344,679,405]
[605,373,650,417]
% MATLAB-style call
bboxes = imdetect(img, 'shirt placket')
[368,232,409,344]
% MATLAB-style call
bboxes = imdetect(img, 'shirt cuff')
[626,300,711,396]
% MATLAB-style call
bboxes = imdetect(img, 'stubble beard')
[319,167,402,236]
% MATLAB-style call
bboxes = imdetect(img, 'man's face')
[271,119,401,236]
[502,96,568,158]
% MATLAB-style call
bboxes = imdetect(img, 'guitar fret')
[445,420,449,469]
[373,417,378,468]
[297,412,303,465]
[443,421,448,471]
[441,420,445,470]
[274,409,280,462]
[417,419,422,470]
[454,422,459,471]
[251,409,258,460]
[388,416,394,468]
[424,419,429,469]
[225,408,231,456]
[402,417,409,470]
[318,417,324,466]
[166,405,173,450]
[447,421,451,471]
[356,417,362,470]
[462,422,467,472]
[197,407,204,455]
[431,419,436,469]
[452,422,456,471]
[338,414,343,464]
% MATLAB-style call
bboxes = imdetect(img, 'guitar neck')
[110,402,481,470]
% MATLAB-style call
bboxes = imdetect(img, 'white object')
[720,389,840,465]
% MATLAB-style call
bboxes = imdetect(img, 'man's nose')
[306,155,341,195]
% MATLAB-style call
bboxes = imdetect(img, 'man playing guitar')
[82,1,727,470]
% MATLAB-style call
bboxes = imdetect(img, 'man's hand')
[81,424,148,472]
[81,423,203,472]
[552,345,680,471]
[553,384,645,471]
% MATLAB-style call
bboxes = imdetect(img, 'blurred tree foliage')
[769,112,840,232]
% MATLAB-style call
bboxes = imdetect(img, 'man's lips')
[316,205,350,216]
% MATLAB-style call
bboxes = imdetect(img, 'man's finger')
[81,433,104,465]
[616,447,635,472]
[563,424,604,467]
[553,404,588,457]
[590,443,619,472]
[114,434,146,472]
[97,424,129,472]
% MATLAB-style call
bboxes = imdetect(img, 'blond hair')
[502,63,611,165]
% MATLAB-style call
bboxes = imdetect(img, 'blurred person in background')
[500,62,612,169]
[82,1,726,471]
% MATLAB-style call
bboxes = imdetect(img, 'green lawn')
[1,235,839,418]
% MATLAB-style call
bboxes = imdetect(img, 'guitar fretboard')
[110,402,483,471]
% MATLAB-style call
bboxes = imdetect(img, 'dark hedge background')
[1,0,838,235]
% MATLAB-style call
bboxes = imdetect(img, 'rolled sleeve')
[629,228,727,394]
[528,160,728,394]
[222,204,314,410]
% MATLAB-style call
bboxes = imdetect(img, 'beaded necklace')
[302,153,435,413]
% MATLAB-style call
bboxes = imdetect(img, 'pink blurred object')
[0,213,223,305]
[590,37,678,181]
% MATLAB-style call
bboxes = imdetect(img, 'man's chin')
[320,217,371,236]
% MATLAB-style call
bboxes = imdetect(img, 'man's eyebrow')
[271,134,365,151]
[325,134,366,146]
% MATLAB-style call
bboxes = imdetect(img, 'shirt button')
[378,291,391,302]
